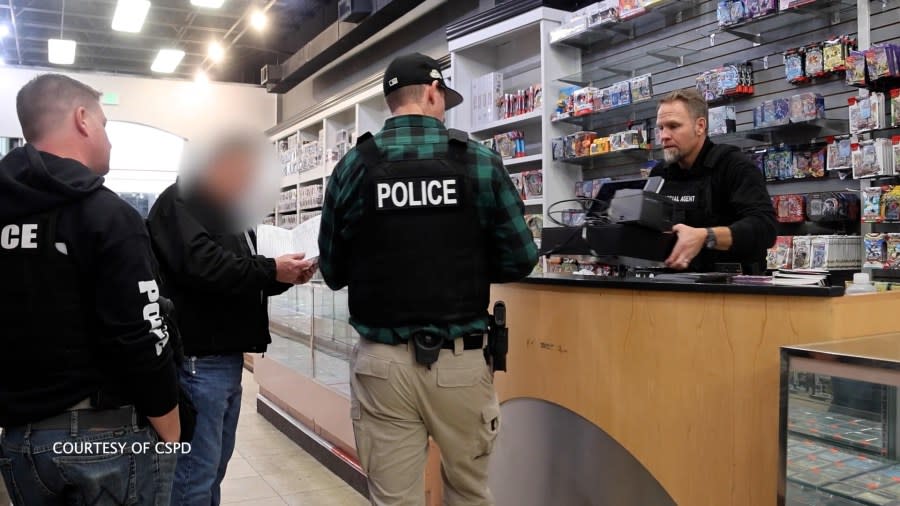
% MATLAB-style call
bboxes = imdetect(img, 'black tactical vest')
[347,130,490,328]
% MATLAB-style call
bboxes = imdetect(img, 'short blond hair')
[659,88,708,125]
[16,74,102,142]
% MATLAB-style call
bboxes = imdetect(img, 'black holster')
[487,301,509,372]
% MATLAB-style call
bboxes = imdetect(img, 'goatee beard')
[663,148,682,164]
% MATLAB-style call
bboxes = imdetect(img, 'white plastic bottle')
[845,272,877,295]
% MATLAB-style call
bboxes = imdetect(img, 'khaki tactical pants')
[350,337,501,506]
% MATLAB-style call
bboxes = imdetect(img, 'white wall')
[0,66,277,141]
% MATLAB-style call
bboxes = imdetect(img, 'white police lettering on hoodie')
[0,224,38,250]
[375,177,462,211]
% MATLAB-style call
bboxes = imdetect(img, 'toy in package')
[809,147,826,177]
[894,136,900,176]
[775,236,794,269]
[523,170,543,199]
[887,234,900,269]
[827,138,852,170]
[891,89,900,127]
[587,0,620,26]
[845,50,868,86]
[772,98,791,126]
[619,0,646,19]
[810,237,829,269]
[717,0,734,25]
[794,93,826,122]
[630,74,653,103]
[792,236,812,269]
[574,87,598,117]
[508,173,526,201]
[823,38,846,73]
[774,194,806,223]
[552,137,565,160]
[744,0,775,18]
[793,151,811,178]
[865,45,894,82]
[751,150,766,176]
[709,106,736,135]
[862,187,883,222]
[864,233,886,268]
[784,49,808,84]
[883,186,900,221]
[804,44,825,78]
[569,131,598,158]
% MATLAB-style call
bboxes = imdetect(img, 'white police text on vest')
[376,178,461,210]
[0,224,38,250]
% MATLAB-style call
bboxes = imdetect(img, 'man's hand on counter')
[665,224,707,270]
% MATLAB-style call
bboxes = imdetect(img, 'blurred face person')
[656,92,708,169]
[181,132,280,231]
[16,74,112,176]
[202,145,256,206]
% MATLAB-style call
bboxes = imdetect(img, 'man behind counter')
[651,88,777,273]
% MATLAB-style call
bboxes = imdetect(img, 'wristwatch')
[705,227,717,249]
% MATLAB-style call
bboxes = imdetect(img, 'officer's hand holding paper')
[258,215,321,284]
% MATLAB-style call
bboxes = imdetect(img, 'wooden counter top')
[489,284,900,506]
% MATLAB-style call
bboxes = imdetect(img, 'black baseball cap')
[383,53,463,110]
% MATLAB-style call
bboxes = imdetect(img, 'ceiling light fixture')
[250,10,267,31]
[48,39,77,65]
[112,0,151,33]
[151,49,185,73]
[49,0,76,65]
[208,41,224,63]
[195,70,209,85]
[190,0,225,8]
[0,25,9,38]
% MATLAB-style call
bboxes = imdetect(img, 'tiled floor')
[221,368,369,505]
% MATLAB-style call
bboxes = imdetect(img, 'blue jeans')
[172,353,243,506]
[0,411,176,505]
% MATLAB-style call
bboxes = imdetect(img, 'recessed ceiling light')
[0,25,9,38]
[48,39,77,65]
[151,49,185,73]
[208,41,224,63]
[250,11,266,31]
[190,0,225,8]
[112,0,151,33]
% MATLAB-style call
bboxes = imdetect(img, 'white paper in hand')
[291,215,320,261]
[256,215,321,261]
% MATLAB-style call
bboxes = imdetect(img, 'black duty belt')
[25,406,145,431]
[377,333,485,350]
[442,333,486,350]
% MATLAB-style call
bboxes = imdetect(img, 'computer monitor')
[588,178,647,217]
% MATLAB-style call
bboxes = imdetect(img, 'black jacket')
[0,147,178,425]
[650,139,777,273]
[147,182,291,357]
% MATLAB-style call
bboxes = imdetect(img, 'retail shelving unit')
[449,7,580,227]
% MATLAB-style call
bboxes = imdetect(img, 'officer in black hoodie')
[0,75,181,505]
[147,132,316,506]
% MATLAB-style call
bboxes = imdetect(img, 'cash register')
[542,177,677,267]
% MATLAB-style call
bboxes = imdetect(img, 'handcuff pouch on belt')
[412,331,444,369]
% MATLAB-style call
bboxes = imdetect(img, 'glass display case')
[267,280,359,398]
[780,334,900,506]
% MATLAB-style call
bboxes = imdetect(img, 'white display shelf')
[504,154,543,167]
[299,166,326,184]
[523,198,543,206]
[471,109,542,137]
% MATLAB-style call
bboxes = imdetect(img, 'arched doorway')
[104,121,186,217]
